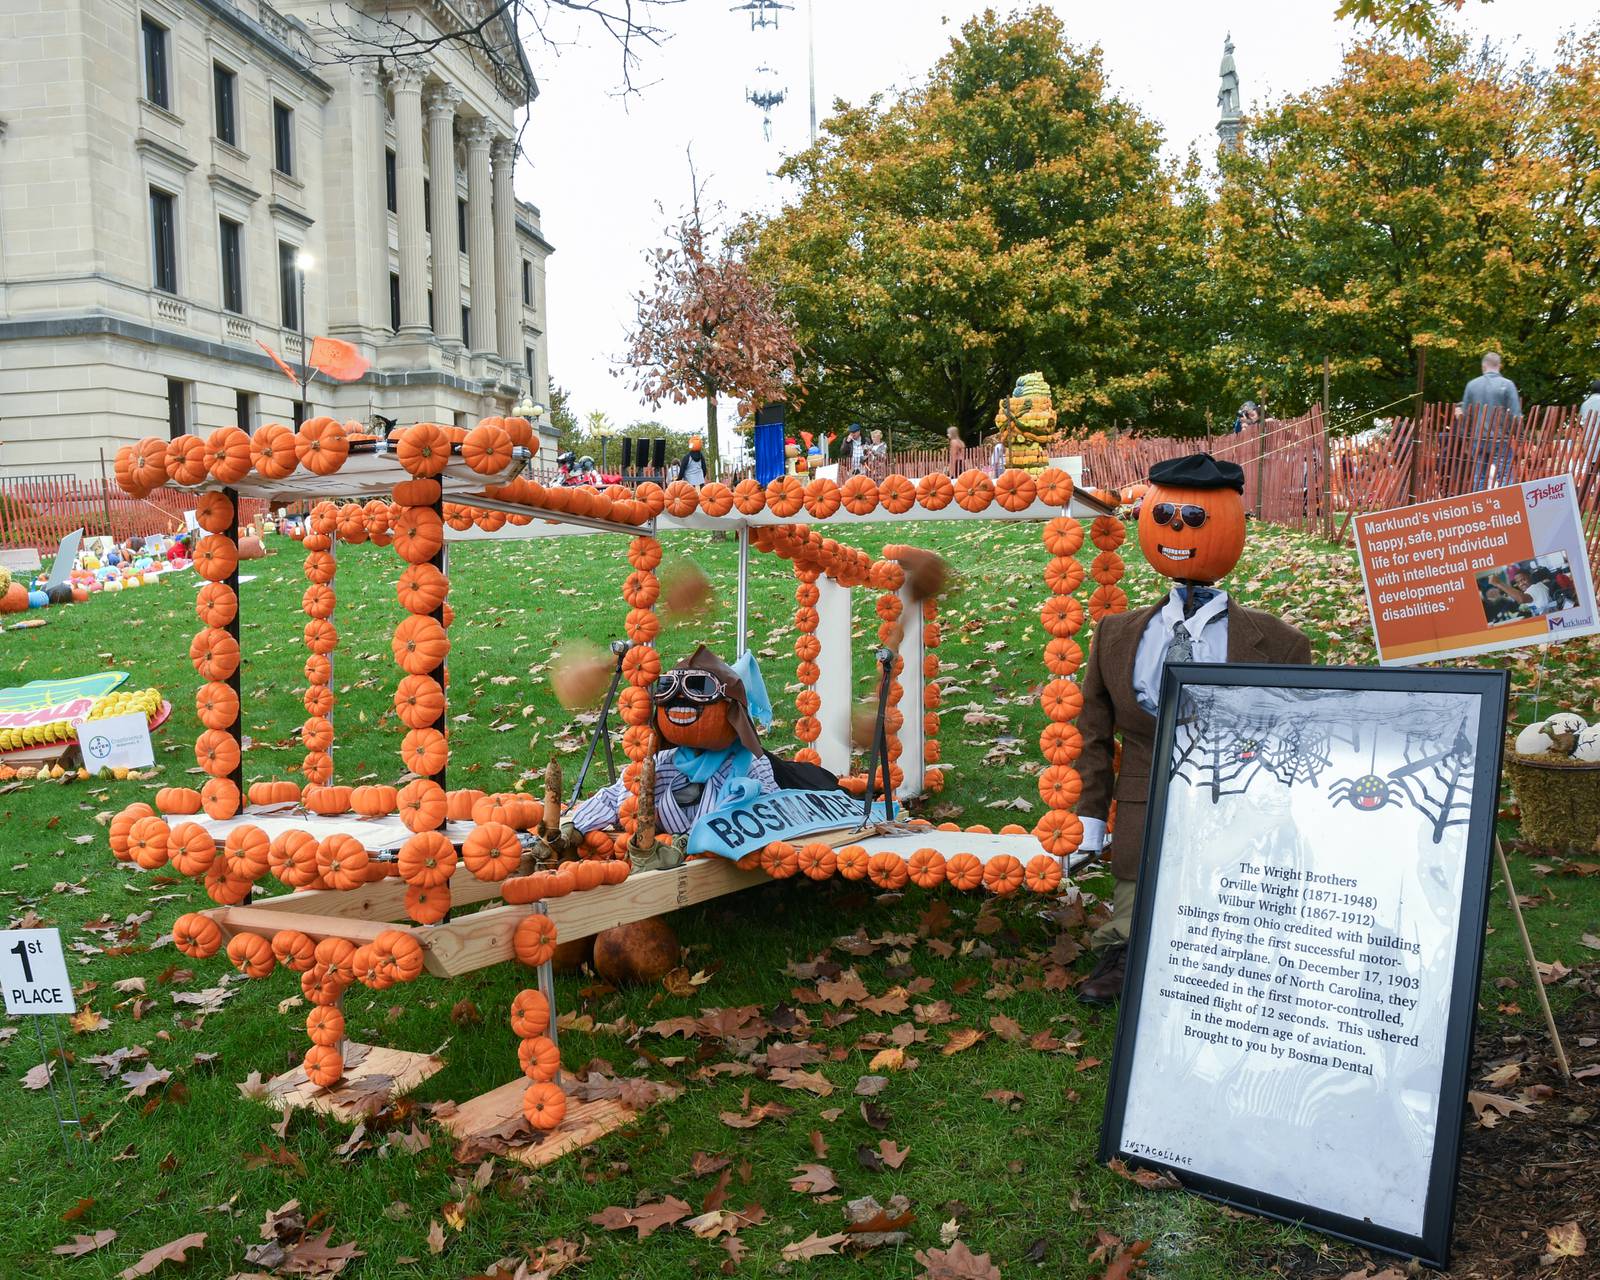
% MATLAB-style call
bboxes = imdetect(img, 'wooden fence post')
[1321,358,1333,540]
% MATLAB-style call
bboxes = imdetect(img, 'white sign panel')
[1,928,77,1015]
[75,711,154,770]
[1101,668,1504,1269]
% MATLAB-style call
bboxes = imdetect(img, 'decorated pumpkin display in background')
[592,917,680,986]
[1135,452,1247,585]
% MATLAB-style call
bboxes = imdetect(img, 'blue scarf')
[673,744,753,784]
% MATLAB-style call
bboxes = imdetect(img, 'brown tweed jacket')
[1077,598,1312,880]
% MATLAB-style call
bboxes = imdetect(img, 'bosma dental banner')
[1352,474,1599,665]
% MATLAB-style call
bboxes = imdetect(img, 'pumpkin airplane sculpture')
[1074,453,1312,1006]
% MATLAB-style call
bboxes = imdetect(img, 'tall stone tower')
[1217,35,1242,149]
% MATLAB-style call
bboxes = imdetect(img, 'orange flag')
[309,336,370,382]
[256,339,300,388]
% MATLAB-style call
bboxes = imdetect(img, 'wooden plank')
[419,857,765,977]
[231,874,504,921]
[266,1043,445,1120]
[209,905,397,946]
[442,1078,651,1169]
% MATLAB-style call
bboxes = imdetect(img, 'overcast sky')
[514,0,1581,453]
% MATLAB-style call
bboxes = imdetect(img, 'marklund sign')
[690,787,886,860]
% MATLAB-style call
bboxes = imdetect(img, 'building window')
[385,148,397,213]
[166,378,187,439]
[219,217,244,314]
[293,401,307,428]
[524,346,535,384]
[141,16,169,109]
[213,63,237,145]
[423,180,431,232]
[149,187,177,294]
[426,289,434,332]
[235,390,253,432]
[389,271,400,331]
[272,101,294,175]
[521,259,532,306]
[278,241,300,329]
[457,197,468,247]
[460,305,470,348]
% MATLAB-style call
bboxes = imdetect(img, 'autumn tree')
[746,7,1215,444]
[622,181,798,476]
[1206,30,1600,416]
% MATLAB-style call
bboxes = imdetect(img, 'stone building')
[0,0,556,480]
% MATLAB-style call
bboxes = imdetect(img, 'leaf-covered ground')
[0,519,1595,1280]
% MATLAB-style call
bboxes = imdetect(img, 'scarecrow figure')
[563,646,779,863]
[1074,453,1311,1005]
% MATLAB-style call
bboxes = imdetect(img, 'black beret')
[1148,452,1245,493]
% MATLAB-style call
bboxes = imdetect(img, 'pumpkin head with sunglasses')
[1136,453,1248,586]
[564,645,780,844]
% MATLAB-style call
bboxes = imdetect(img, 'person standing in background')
[1230,402,1260,434]
[840,423,866,475]
[1458,352,1522,489]
[867,429,888,474]
[675,436,708,486]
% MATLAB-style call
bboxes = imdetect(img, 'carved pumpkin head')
[1136,453,1247,585]
[651,646,764,755]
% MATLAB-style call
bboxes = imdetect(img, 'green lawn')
[0,517,1594,1280]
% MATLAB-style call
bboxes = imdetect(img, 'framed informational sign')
[1352,473,1599,664]
[1100,663,1508,1268]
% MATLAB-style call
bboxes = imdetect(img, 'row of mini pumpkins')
[112,417,538,498]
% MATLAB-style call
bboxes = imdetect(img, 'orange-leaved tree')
[622,179,798,477]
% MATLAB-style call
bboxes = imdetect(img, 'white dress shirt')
[1077,587,1230,853]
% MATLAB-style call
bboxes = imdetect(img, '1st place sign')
[0,928,77,1016]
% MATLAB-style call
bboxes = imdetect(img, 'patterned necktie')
[1167,620,1194,664]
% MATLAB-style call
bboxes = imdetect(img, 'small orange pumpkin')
[522,1081,567,1131]
[226,931,276,977]
[1024,854,1063,894]
[172,912,222,958]
[205,426,253,484]
[397,562,448,615]
[302,1044,343,1089]
[462,821,520,881]
[878,473,915,514]
[195,728,241,777]
[393,674,445,729]
[518,1034,561,1082]
[395,422,451,477]
[945,852,983,891]
[397,778,447,832]
[392,615,449,675]
[397,831,455,887]
[166,435,209,486]
[272,929,317,973]
[1042,517,1085,557]
[127,815,170,869]
[400,727,448,777]
[1033,809,1084,855]
[167,822,216,877]
[193,534,239,583]
[732,478,766,515]
[195,581,238,628]
[317,834,370,891]
[250,422,299,480]
[201,776,241,820]
[915,473,955,511]
[296,418,349,475]
[994,468,1038,511]
[512,914,559,968]
[306,1005,345,1046]
[155,785,202,815]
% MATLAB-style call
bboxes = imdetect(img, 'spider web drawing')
[1171,699,1279,802]
[1260,721,1334,788]
[1389,715,1477,844]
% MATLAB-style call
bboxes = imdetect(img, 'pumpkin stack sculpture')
[1073,453,1311,1006]
[994,371,1057,474]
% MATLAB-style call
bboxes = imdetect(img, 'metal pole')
[735,523,750,659]
[298,263,309,418]
[807,0,817,146]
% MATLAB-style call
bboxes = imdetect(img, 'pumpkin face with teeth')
[1137,480,1246,585]
[652,668,738,751]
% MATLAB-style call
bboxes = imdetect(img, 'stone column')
[391,63,430,336]
[425,85,462,346]
[464,119,497,358]
[360,67,390,333]
[491,134,520,362]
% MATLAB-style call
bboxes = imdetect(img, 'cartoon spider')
[1235,736,1262,762]
[1329,771,1406,811]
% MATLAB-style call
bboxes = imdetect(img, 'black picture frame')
[1098,662,1508,1269]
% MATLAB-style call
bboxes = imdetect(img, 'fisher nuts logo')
[87,735,112,760]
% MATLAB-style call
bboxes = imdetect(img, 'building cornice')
[207,169,263,205]
[268,198,316,229]
[134,134,198,174]
[0,314,515,397]
[193,0,333,97]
